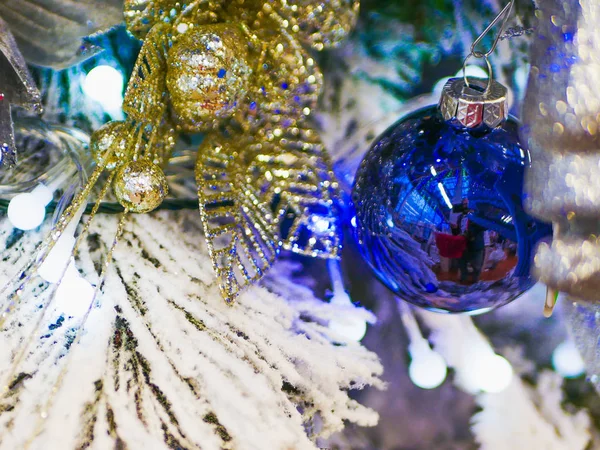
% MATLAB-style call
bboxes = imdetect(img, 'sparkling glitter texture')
[166,24,251,131]
[114,160,169,213]
[90,121,131,170]
[273,0,360,50]
[83,0,358,302]
[522,0,600,301]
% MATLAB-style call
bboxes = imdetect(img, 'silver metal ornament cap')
[439,77,508,128]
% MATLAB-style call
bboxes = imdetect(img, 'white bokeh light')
[409,349,448,390]
[462,64,489,79]
[552,341,586,379]
[479,355,513,393]
[311,216,331,234]
[54,263,96,317]
[7,184,53,231]
[464,352,513,393]
[37,233,76,283]
[38,204,86,283]
[327,259,369,342]
[8,193,46,230]
[329,315,368,342]
[83,65,125,112]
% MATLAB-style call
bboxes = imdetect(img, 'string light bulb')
[329,315,368,342]
[408,344,448,390]
[463,343,513,393]
[327,259,368,342]
[552,341,585,379]
[54,263,96,317]
[83,65,125,113]
[37,205,86,283]
[398,299,448,389]
[7,184,53,230]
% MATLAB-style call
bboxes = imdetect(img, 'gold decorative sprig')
[75,0,360,302]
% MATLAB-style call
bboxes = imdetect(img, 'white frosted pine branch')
[0,211,383,449]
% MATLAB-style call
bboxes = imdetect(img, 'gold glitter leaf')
[125,0,224,39]
[123,23,171,122]
[273,0,360,50]
[196,131,280,302]
[245,121,342,258]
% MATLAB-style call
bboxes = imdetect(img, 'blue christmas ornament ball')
[352,105,551,314]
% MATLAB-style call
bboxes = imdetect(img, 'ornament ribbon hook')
[470,0,515,59]
[463,0,515,92]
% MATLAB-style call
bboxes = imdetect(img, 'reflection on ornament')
[166,25,251,130]
[83,65,124,112]
[114,160,169,213]
[408,348,448,390]
[552,341,586,379]
[353,77,552,314]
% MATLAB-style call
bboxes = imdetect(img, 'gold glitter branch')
[78,0,361,303]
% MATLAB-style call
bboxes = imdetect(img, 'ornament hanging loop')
[463,0,515,92]
[462,53,494,93]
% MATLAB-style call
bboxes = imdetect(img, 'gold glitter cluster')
[89,0,360,302]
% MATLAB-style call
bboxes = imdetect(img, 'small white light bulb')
[8,192,46,230]
[38,203,86,283]
[38,233,76,283]
[83,65,124,112]
[311,216,331,234]
[409,349,448,390]
[31,184,54,206]
[470,354,513,393]
[327,259,368,342]
[329,315,368,342]
[552,341,585,378]
[54,264,96,317]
